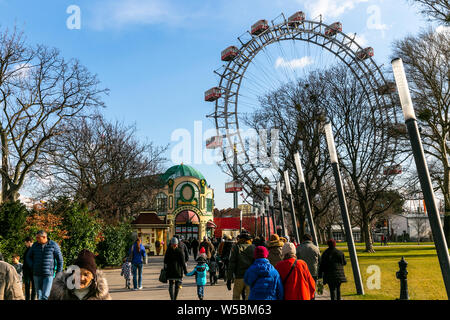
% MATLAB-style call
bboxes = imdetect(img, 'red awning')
[175,210,199,225]
[206,220,217,228]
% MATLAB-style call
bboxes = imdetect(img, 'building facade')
[131,164,215,254]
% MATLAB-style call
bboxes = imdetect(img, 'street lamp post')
[277,181,287,237]
[392,58,450,299]
[324,122,364,295]
[284,170,300,244]
[265,196,271,239]
[260,202,265,239]
[269,190,278,236]
[294,152,319,246]
[254,206,259,238]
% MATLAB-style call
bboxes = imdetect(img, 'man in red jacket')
[275,242,316,300]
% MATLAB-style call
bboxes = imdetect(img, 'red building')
[213,208,274,240]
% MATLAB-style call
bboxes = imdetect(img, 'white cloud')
[436,25,450,34]
[304,0,369,19]
[348,33,368,50]
[275,56,314,70]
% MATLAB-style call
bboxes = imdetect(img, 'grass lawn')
[318,243,449,300]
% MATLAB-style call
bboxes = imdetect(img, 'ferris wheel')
[205,11,401,200]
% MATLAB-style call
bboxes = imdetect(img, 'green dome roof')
[160,164,206,182]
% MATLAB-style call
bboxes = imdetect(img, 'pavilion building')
[131,164,216,255]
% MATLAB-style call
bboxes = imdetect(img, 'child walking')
[121,257,132,289]
[12,253,23,284]
[208,255,218,285]
[186,256,209,300]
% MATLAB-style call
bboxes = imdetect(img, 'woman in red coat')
[275,242,316,300]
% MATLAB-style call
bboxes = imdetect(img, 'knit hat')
[280,236,288,243]
[73,249,97,276]
[199,247,206,254]
[268,234,283,247]
[282,243,296,257]
[170,237,179,245]
[254,246,269,259]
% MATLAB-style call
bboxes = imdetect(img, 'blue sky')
[0,0,434,208]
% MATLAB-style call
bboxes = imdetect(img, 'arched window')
[156,192,168,213]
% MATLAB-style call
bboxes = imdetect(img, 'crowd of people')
[0,230,112,300]
[160,231,348,301]
[1,229,348,301]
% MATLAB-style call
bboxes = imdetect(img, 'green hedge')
[96,223,134,267]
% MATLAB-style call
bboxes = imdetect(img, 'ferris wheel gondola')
[205,11,400,198]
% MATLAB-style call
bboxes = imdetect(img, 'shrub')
[97,223,133,267]
[0,201,29,261]
[59,201,103,266]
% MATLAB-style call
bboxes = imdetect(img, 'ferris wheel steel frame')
[207,13,399,200]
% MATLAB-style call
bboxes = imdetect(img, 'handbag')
[159,268,167,283]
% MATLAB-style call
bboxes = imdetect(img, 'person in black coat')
[191,237,200,260]
[164,237,188,300]
[174,235,189,263]
[318,239,347,300]
[23,237,36,300]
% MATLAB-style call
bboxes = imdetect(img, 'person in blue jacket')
[129,238,146,290]
[186,255,209,300]
[26,230,64,300]
[244,246,284,300]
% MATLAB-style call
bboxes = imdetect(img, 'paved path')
[102,255,331,300]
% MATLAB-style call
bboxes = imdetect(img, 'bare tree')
[318,66,411,252]
[35,114,168,222]
[408,0,450,25]
[411,214,429,244]
[393,29,450,245]
[244,71,336,241]
[0,28,107,203]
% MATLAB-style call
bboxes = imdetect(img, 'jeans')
[329,283,342,300]
[132,263,143,289]
[197,285,205,299]
[33,275,54,300]
[24,274,36,300]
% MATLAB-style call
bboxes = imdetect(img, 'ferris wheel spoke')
[207,13,400,193]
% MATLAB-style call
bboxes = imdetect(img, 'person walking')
[275,242,316,300]
[164,237,187,300]
[318,239,347,300]
[200,236,215,261]
[23,236,36,300]
[219,235,234,281]
[0,254,24,300]
[267,234,284,267]
[175,235,189,263]
[186,255,209,300]
[296,234,321,286]
[186,238,192,256]
[49,249,111,300]
[191,237,200,260]
[129,238,146,290]
[26,230,64,300]
[120,257,132,289]
[11,254,23,284]
[226,231,255,300]
[208,255,218,285]
[244,246,283,300]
